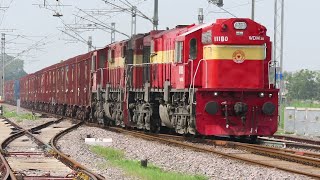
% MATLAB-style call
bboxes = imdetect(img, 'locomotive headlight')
[205,101,219,115]
[262,102,276,115]
[258,92,265,98]
[269,93,273,98]
[214,92,219,96]
[234,22,247,30]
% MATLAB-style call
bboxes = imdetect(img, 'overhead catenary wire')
[76,7,130,38]
[103,0,152,23]
[58,29,88,46]
[122,0,153,22]
[0,0,14,27]
[206,0,266,17]
[58,17,86,39]
[39,0,91,47]
[4,33,59,67]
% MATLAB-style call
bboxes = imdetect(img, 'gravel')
[58,126,312,180]
[57,132,135,180]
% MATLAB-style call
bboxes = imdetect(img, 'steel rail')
[112,129,320,161]
[0,117,23,180]
[0,116,101,180]
[108,127,320,179]
[223,141,320,167]
[50,120,105,180]
[0,150,15,180]
[271,135,320,146]
[29,117,65,133]
[258,138,320,152]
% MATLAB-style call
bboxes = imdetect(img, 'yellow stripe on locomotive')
[203,45,266,60]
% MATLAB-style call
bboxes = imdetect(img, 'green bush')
[4,109,37,122]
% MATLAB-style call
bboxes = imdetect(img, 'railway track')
[0,115,104,180]
[102,127,320,179]
[0,118,17,179]
[258,136,320,152]
[9,106,320,179]
[261,135,320,146]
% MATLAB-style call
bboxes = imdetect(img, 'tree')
[1,54,27,81]
[285,69,319,101]
[315,71,320,101]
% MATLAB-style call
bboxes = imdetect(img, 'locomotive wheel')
[249,135,258,143]
[149,117,160,133]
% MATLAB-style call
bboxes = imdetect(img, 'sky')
[0,0,317,73]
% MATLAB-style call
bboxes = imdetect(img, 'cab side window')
[189,38,197,60]
[175,41,183,63]
[91,55,96,71]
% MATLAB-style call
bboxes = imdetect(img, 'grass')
[90,146,208,180]
[287,100,320,108]
[3,107,37,122]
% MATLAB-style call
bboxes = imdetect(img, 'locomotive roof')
[178,22,212,37]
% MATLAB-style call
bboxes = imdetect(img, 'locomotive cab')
[194,18,278,136]
[202,18,269,89]
[91,48,107,92]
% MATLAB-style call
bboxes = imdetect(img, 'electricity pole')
[198,8,204,24]
[274,0,285,96]
[131,6,137,36]
[251,0,255,20]
[88,36,92,52]
[153,0,158,30]
[111,22,116,43]
[273,0,285,126]
[1,33,5,100]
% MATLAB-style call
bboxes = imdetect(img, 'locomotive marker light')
[213,92,219,96]
[258,92,265,98]
[234,22,247,30]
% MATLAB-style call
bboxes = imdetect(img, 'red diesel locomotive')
[5,18,278,138]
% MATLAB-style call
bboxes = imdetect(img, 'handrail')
[268,60,279,89]
[189,59,206,105]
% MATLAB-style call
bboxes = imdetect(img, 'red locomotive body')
[7,18,278,139]
[194,19,278,136]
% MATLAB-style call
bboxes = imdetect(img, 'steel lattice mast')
[273,0,285,102]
